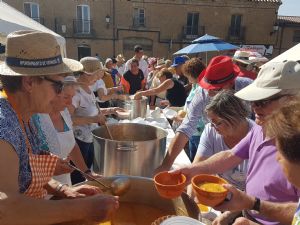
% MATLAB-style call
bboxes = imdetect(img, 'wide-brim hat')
[155,58,165,69]
[0,30,82,76]
[235,60,300,101]
[199,56,240,90]
[80,57,104,75]
[116,54,125,63]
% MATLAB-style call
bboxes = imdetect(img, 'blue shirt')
[0,98,43,193]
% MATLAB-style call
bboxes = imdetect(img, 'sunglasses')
[251,95,288,108]
[40,76,64,94]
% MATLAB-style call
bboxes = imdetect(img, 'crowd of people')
[1,29,300,225]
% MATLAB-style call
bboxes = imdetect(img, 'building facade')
[273,16,300,56]
[3,0,281,61]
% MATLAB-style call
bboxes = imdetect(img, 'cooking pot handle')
[116,144,137,152]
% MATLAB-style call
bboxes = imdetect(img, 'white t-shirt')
[72,87,98,143]
[196,119,255,190]
[91,79,108,103]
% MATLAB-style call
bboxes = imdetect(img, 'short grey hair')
[205,90,249,126]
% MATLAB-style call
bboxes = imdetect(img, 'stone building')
[3,0,281,60]
[273,16,300,55]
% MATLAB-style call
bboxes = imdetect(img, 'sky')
[278,0,300,16]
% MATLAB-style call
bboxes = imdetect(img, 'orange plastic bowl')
[191,174,228,207]
[153,171,186,199]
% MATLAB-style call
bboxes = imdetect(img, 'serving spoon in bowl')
[68,164,131,196]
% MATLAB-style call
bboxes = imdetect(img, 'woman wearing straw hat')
[0,30,118,224]
[69,56,122,184]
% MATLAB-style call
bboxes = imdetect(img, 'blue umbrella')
[174,34,239,54]
[173,34,239,63]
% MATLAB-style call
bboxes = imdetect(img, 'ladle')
[68,164,131,196]
[95,103,114,140]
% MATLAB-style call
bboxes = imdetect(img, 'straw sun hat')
[80,57,104,75]
[0,30,83,76]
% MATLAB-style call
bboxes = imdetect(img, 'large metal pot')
[114,96,148,119]
[56,176,199,225]
[92,123,167,177]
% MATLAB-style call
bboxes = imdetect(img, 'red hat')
[199,56,241,90]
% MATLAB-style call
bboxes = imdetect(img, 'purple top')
[233,124,300,225]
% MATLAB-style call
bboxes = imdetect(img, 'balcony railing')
[73,19,93,35]
[31,17,44,25]
[132,16,146,28]
[183,25,205,39]
[227,26,246,42]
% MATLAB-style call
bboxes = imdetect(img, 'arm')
[67,105,105,126]
[215,184,296,225]
[156,88,208,171]
[134,79,173,99]
[156,131,190,172]
[171,150,243,182]
[0,140,117,225]
[97,88,117,102]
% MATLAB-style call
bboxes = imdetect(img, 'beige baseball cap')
[235,60,300,101]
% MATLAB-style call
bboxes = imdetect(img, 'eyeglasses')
[40,76,64,94]
[210,119,225,128]
[251,95,289,108]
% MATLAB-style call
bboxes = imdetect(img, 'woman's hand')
[168,165,197,184]
[133,92,143,100]
[94,113,106,125]
[83,194,119,223]
[58,184,102,199]
[73,184,102,196]
[213,184,255,212]
[54,158,73,176]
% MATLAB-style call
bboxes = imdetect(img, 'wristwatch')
[252,197,261,212]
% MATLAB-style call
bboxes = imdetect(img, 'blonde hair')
[266,98,300,163]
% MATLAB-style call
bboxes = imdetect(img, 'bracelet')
[56,183,68,192]
[252,197,261,212]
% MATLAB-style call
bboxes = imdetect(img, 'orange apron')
[6,94,58,199]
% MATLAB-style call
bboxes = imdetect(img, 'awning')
[0,1,66,56]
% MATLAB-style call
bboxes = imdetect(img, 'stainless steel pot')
[56,176,199,225]
[92,123,167,177]
[114,96,148,119]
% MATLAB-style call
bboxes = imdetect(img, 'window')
[76,5,90,33]
[78,45,91,60]
[186,13,199,35]
[230,15,242,37]
[133,8,145,27]
[293,30,300,42]
[24,2,40,22]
